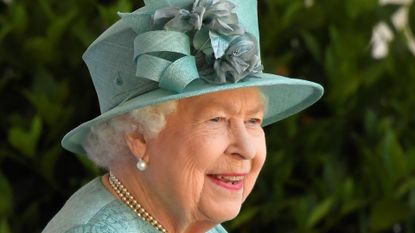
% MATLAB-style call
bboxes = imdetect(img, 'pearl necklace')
[108,172,168,233]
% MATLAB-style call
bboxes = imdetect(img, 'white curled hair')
[82,100,178,168]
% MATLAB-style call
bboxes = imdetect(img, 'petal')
[211,1,236,13]
[209,31,232,58]
[165,16,194,32]
[193,28,213,54]
[154,7,182,21]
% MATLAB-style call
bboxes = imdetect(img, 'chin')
[206,201,243,223]
[222,209,241,221]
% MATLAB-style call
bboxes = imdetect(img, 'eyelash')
[246,118,262,125]
[210,116,225,123]
[209,117,262,125]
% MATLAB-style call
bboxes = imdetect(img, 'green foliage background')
[1,0,415,232]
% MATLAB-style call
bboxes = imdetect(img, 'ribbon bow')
[132,30,200,93]
[118,0,263,93]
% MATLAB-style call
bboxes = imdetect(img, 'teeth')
[215,175,244,182]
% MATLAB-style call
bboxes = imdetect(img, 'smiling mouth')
[214,175,244,184]
[207,174,245,190]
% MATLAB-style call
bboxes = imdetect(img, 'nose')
[225,120,256,160]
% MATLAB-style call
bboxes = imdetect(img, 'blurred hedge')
[1,0,415,232]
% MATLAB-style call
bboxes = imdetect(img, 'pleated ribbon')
[118,0,263,93]
[132,30,199,93]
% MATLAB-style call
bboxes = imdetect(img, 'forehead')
[178,87,264,113]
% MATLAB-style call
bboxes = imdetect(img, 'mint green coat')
[43,178,227,233]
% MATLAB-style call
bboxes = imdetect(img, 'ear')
[124,131,148,161]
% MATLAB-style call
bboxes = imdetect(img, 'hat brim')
[62,72,323,155]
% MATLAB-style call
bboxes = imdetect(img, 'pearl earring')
[136,158,147,171]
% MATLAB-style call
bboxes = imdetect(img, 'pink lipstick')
[207,174,246,191]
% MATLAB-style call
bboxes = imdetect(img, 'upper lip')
[207,173,248,176]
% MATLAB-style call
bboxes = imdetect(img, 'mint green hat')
[62,0,324,155]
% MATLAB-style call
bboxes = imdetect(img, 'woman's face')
[143,87,266,225]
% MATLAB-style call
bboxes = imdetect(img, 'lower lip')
[208,175,244,191]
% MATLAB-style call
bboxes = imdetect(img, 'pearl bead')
[108,172,167,232]
[136,159,147,171]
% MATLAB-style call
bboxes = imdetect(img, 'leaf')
[46,8,78,43]
[409,189,415,209]
[345,0,377,19]
[370,199,411,232]
[77,154,101,175]
[341,199,367,216]
[290,197,310,227]
[116,0,133,13]
[302,31,322,62]
[7,116,43,158]
[228,207,259,229]
[0,24,12,44]
[395,177,415,198]
[9,3,27,34]
[38,0,55,20]
[341,178,355,200]
[0,174,12,216]
[0,3,27,42]
[98,0,133,26]
[280,1,302,29]
[71,19,97,47]
[306,197,335,229]
[380,125,406,181]
[0,219,11,233]
[40,145,61,185]
[22,69,68,127]
[409,1,415,32]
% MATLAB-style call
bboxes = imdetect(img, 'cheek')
[243,132,267,199]
[242,157,265,201]
[148,134,212,211]
[181,127,229,165]
[159,126,228,184]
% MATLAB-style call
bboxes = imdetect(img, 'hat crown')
[63,0,324,155]
[83,0,260,113]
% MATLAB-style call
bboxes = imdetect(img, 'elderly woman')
[43,0,323,232]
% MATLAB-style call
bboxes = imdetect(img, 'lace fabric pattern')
[64,201,140,233]
[42,177,227,233]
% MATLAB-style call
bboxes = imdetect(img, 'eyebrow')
[247,104,265,115]
[201,101,265,116]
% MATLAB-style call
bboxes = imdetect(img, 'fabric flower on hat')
[153,0,263,84]
[153,0,244,35]
[213,33,263,83]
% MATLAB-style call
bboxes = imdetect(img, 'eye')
[245,118,262,126]
[209,116,226,123]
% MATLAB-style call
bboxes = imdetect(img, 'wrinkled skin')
[110,87,267,233]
